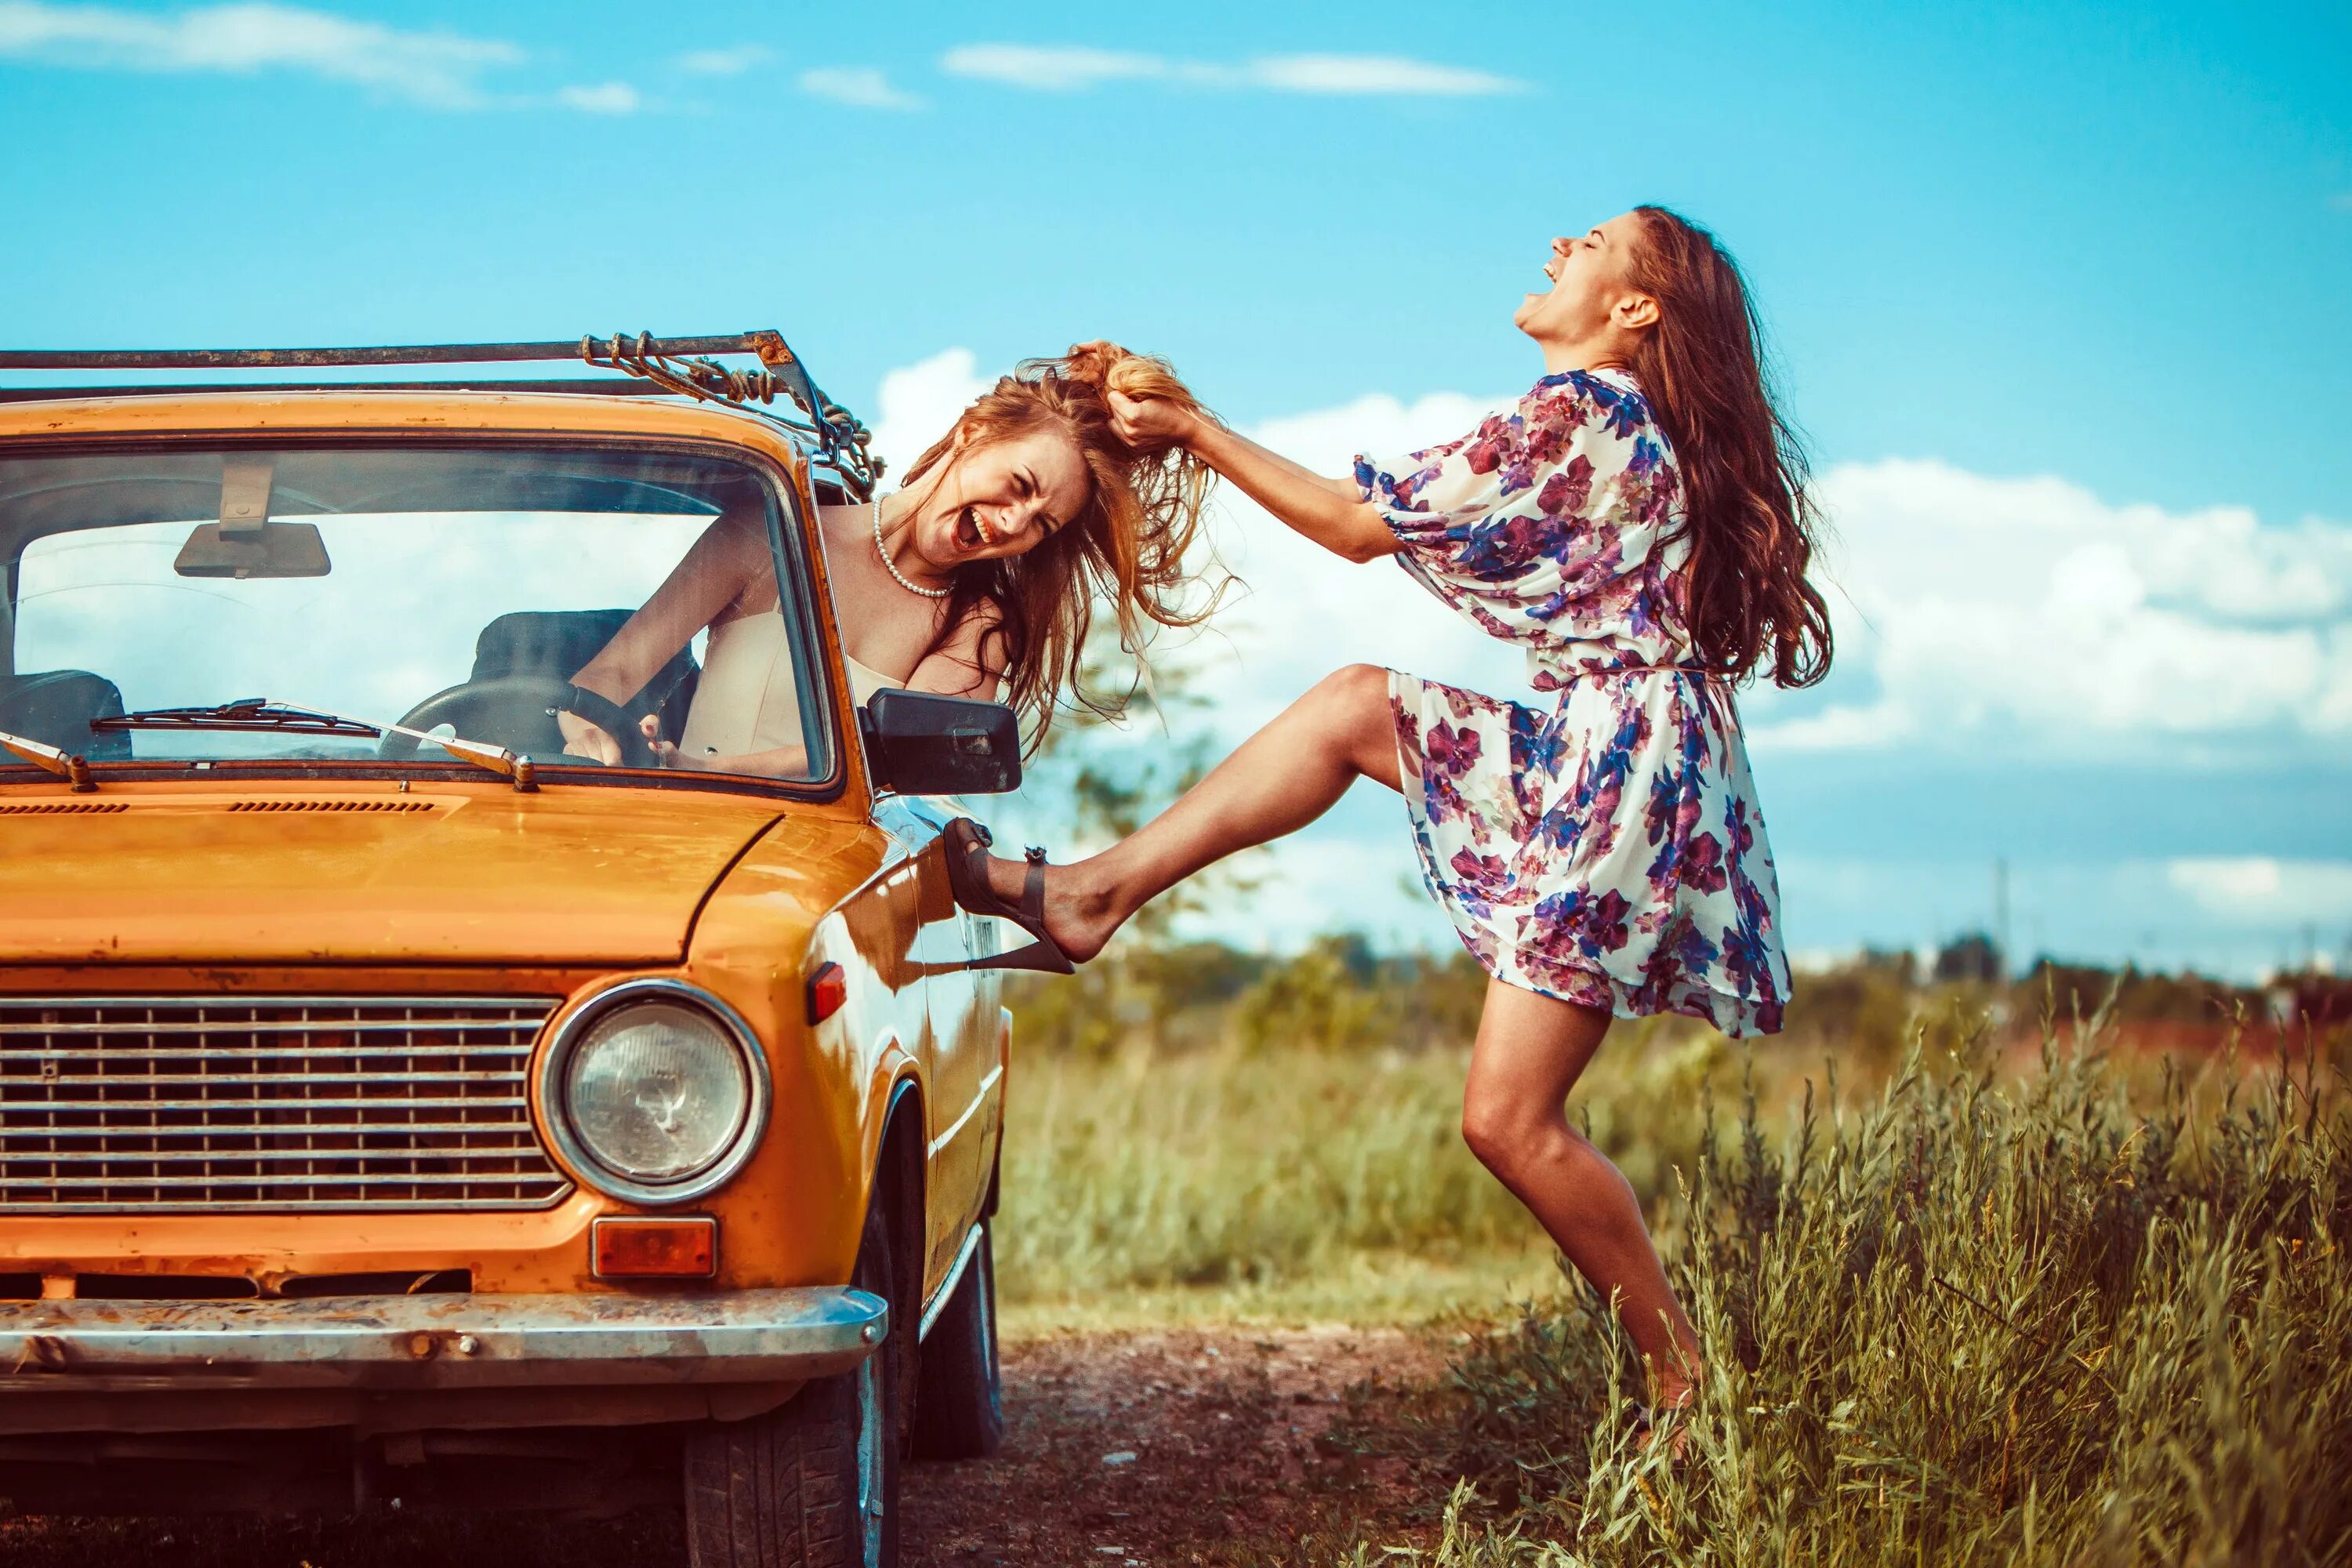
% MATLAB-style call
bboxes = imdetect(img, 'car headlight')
[541,981,769,1204]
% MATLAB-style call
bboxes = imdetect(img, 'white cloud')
[1747,458,2352,753]
[1745,697,1914,753]
[0,0,521,107]
[675,44,769,76]
[940,43,1160,92]
[1245,389,1499,472]
[555,80,639,114]
[869,348,994,482]
[797,64,923,111]
[938,42,1524,96]
[1244,54,1526,95]
[2166,858,2352,923]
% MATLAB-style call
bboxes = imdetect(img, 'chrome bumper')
[0,1287,887,1395]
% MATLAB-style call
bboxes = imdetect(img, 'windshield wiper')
[93,698,538,792]
[373,718,537,792]
[0,727,96,793]
[96,699,380,739]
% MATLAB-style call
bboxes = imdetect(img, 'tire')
[910,1220,1004,1460]
[685,1197,902,1568]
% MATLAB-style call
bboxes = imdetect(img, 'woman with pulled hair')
[960,209,1834,1443]
[557,342,1218,777]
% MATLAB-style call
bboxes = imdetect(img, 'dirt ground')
[0,1327,1462,1568]
[905,1326,1454,1566]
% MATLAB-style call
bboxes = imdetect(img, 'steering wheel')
[379,675,662,770]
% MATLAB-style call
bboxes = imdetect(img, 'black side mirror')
[859,688,1022,796]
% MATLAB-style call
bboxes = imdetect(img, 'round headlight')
[544,985,767,1202]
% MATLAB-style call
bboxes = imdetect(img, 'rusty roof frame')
[0,332,881,499]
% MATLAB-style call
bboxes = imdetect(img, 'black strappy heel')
[942,818,1076,975]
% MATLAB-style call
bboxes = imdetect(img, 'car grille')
[0,996,570,1213]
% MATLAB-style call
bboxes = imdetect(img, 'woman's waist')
[1521,643,1737,736]
[1525,642,1709,689]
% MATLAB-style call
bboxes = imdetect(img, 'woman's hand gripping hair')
[1101,360,1401,566]
[1106,383,1203,451]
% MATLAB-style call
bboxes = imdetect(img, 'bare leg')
[989,663,1401,961]
[1460,980,1703,1417]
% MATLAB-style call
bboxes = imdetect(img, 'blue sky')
[4,1,2349,979]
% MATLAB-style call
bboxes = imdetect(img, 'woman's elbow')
[1305,499,1389,564]
[1337,520,1402,564]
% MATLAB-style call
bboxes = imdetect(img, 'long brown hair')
[898,342,1220,749]
[1626,206,1833,688]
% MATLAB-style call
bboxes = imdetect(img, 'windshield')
[0,443,833,786]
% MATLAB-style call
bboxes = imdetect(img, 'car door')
[869,796,994,1291]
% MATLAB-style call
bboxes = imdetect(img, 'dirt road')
[907,1326,1449,1566]
[1,1327,1456,1567]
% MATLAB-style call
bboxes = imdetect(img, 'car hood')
[0,785,788,964]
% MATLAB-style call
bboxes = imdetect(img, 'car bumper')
[0,1286,887,1395]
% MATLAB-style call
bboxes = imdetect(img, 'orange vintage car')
[0,332,1023,1566]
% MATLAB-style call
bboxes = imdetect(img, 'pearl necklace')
[873,495,950,600]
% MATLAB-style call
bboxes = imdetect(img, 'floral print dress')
[1353,367,1789,1036]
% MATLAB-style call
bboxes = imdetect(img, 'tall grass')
[1380,1027,2351,1567]
[994,1015,1846,1313]
[996,1047,1540,1303]
[993,985,2350,1562]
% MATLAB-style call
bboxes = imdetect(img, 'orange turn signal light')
[591,1217,717,1279]
[807,960,848,1025]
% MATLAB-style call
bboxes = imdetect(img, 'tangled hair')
[1626,206,1834,688]
[898,341,1221,748]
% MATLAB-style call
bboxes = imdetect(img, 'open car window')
[0,445,833,786]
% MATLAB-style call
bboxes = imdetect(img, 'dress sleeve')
[1351,416,1505,548]
[1352,376,1658,574]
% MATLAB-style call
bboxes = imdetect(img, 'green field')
[994,962,2352,1566]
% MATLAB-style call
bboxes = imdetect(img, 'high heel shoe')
[942,817,1076,975]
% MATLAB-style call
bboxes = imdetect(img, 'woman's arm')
[557,510,762,764]
[1112,394,1400,564]
[571,508,761,703]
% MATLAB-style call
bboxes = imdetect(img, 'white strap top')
[676,609,1001,762]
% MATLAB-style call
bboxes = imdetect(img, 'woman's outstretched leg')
[989,662,1400,961]
[1460,980,1703,1414]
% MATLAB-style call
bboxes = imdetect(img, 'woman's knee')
[1461,1091,1533,1178]
[1300,663,1396,775]
[1462,1085,1591,1184]
[1316,662,1392,709]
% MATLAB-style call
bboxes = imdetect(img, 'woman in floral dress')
[974,207,1832,1432]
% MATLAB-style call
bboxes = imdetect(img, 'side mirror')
[859,688,1022,797]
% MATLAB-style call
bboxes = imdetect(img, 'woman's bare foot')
[980,851,1126,964]
[1638,1369,1698,1462]
[1638,1414,1692,1464]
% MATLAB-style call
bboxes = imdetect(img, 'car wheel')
[910,1220,1004,1460]
[684,1197,902,1568]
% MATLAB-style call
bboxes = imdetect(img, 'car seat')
[0,670,132,760]
[470,610,700,755]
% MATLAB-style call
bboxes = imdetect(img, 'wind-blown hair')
[1627,206,1833,688]
[898,341,1220,748]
